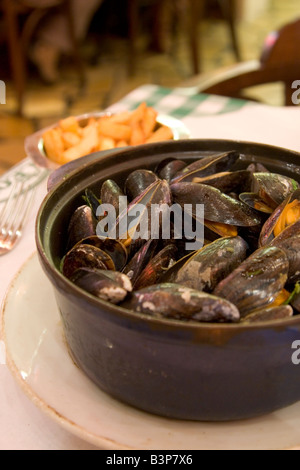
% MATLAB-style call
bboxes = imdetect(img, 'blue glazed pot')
[35,139,300,421]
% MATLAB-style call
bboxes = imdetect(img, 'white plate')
[2,253,300,450]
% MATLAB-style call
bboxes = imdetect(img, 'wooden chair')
[187,0,240,75]
[181,17,300,106]
[2,0,85,115]
[127,0,240,76]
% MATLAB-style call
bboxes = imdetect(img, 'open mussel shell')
[100,179,127,217]
[115,179,172,254]
[121,283,240,323]
[213,246,289,318]
[133,244,178,290]
[171,182,261,227]
[160,251,196,283]
[239,193,274,214]
[61,243,115,279]
[171,150,240,183]
[66,204,96,250]
[269,219,300,284]
[124,169,158,201]
[122,239,158,286]
[241,305,293,323]
[173,236,248,292]
[259,189,300,247]
[252,172,299,209]
[70,267,132,304]
[78,235,128,272]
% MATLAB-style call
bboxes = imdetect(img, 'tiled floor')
[0,0,299,175]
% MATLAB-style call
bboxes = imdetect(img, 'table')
[1,85,300,450]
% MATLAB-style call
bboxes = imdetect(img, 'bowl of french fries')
[25,102,190,169]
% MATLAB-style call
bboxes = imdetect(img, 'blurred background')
[0,0,299,174]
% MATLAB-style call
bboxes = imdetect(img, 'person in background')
[30,0,103,83]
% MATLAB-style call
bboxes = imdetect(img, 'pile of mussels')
[60,150,300,324]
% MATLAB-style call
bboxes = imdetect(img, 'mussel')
[66,204,96,250]
[124,169,158,201]
[259,189,300,246]
[114,178,172,253]
[100,179,127,217]
[61,243,115,279]
[122,283,240,323]
[171,236,248,292]
[213,246,289,317]
[171,151,240,183]
[70,267,132,304]
[171,182,261,238]
[241,305,293,323]
[62,153,300,325]
[240,172,299,214]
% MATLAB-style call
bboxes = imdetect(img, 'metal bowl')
[25,111,190,170]
[35,139,300,421]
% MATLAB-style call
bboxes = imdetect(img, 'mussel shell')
[159,251,196,283]
[124,169,158,201]
[291,290,300,313]
[269,219,300,283]
[252,172,299,208]
[121,283,240,323]
[239,193,274,214]
[241,305,293,323]
[78,235,128,271]
[100,179,126,217]
[70,267,132,304]
[173,236,248,292]
[213,246,289,318]
[156,158,186,182]
[171,151,240,183]
[193,170,252,195]
[122,239,158,286]
[259,189,300,247]
[61,243,115,279]
[67,205,96,250]
[83,188,101,217]
[171,182,261,227]
[134,244,178,290]
[115,179,172,253]
[247,163,270,173]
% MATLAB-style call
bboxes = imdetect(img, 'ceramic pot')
[36,139,300,421]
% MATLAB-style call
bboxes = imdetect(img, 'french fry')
[146,125,173,143]
[141,106,158,139]
[99,137,116,151]
[62,131,81,149]
[130,121,145,146]
[98,119,132,142]
[59,116,80,134]
[107,110,132,124]
[129,102,147,124]
[42,104,174,165]
[43,128,64,163]
[62,124,99,162]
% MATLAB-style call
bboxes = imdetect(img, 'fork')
[0,181,36,255]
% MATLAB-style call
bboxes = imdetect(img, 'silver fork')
[0,181,36,255]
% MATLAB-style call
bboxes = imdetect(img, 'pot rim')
[35,138,300,332]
